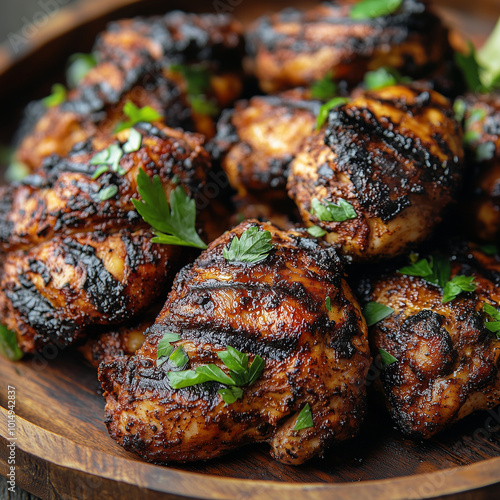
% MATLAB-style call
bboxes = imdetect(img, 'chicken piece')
[99,220,371,465]
[211,90,321,202]
[246,0,451,93]
[288,84,464,261]
[0,124,211,253]
[16,12,244,170]
[79,317,154,368]
[0,230,180,354]
[358,242,500,438]
[459,92,500,241]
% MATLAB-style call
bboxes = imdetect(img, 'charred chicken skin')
[99,220,371,465]
[359,242,500,438]
[212,90,321,202]
[246,0,451,93]
[460,92,500,241]
[288,84,464,261]
[16,12,244,170]
[0,124,213,353]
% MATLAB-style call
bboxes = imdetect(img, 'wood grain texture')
[0,353,500,499]
[0,1,500,499]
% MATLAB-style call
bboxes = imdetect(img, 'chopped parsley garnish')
[480,244,498,255]
[223,226,274,264]
[326,296,332,312]
[307,225,327,238]
[316,97,348,130]
[115,102,162,133]
[311,198,357,222]
[98,185,118,201]
[350,0,403,20]
[398,255,477,303]
[0,324,23,361]
[66,52,97,88]
[167,345,265,405]
[363,302,394,327]
[43,84,67,108]
[311,72,337,100]
[293,403,314,431]
[170,64,219,117]
[157,332,181,367]
[169,346,189,368]
[363,67,411,90]
[442,275,477,304]
[91,143,126,177]
[456,19,500,93]
[379,348,397,367]
[133,168,207,249]
[483,303,500,336]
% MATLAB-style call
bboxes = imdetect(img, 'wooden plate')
[0,1,500,499]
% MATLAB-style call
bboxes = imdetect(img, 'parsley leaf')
[122,128,142,154]
[326,296,332,312]
[483,303,500,336]
[132,168,207,249]
[157,332,181,367]
[455,41,484,92]
[116,102,162,133]
[169,347,189,368]
[98,185,118,201]
[66,52,97,89]
[442,275,477,303]
[350,0,403,20]
[307,225,326,238]
[294,403,314,431]
[91,143,126,177]
[364,67,411,90]
[379,348,397,367]
[43,84,67,108]
[363,302,394,327]
[167,346,265,405]
[311,73,337,100]
[311,198,357,222]
[316,97,348,130]
[223,226,274,264]
[0,324,23,361]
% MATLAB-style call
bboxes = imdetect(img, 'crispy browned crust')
[212,90,321,201]
[288,84,464,260]
[460,92,500,241]
[0,229,181,354]
[0,124,211,253]
[359,242,500,438]
[16,12,244,169]
[246,0,451,93]
[99,220,371,465]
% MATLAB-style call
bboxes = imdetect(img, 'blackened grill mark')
[60,238,128,319]
[5,275,78,346]
[28,259,52,286]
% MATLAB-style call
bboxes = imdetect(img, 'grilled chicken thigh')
[246,0,451,93]
[288,84,464,260]
[0,124,213,353]
[16,12,244,170]
[212,90,321,202]
[99,220,371,465]
[460,92,500,241]
[0,124,211,252]
[359,242,500,438]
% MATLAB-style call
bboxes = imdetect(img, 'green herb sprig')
[116,102,162,133]
[66,53,97,89]
[167,345,265,405]
[316,97,348,130]
[350,0,403,20]
[363,302,394,327]
[307,225,327,238]
[223,226,274,264]
[311,73,337,100]
[311,198,357,222]
[379,348,397,367]
[363,67,411,91]
[43,84,67,108]
[132,168,207,249]
[483,303,500,336]
[293,403,314,431]
[0,324,23,361]
[398,256,477,304]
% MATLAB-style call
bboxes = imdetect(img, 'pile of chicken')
[2,1,500,466]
